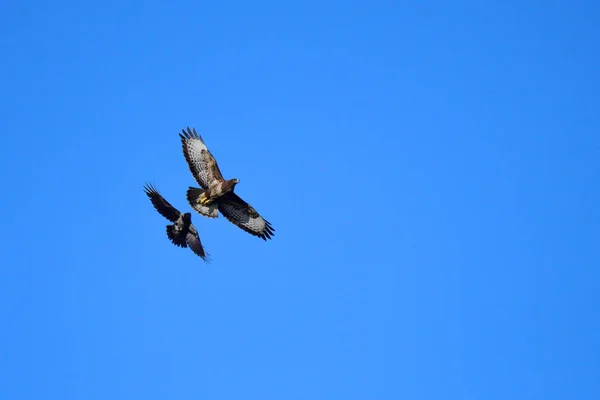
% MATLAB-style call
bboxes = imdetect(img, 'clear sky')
[1,1,599,399]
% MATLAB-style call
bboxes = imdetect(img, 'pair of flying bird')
[144,127,275,262]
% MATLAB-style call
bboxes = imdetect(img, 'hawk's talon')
[198,194,207,205]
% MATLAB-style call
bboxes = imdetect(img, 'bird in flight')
[143,183,210,261]
[179,127,275,241]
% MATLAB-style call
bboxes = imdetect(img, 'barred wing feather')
[218,192,275,240]
[179,127,224,189]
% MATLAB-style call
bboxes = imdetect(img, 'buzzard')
[179,127,275,241]
[143,183,210,261]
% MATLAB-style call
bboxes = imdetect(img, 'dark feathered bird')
[143,183,210,262]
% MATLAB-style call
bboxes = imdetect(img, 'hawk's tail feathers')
[166,224,187,248]
[186,187,219,218]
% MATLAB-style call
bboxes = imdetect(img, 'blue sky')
[1,1,599,398]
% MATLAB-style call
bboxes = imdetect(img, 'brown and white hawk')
[179,127,275,241]
[144,183,211,261]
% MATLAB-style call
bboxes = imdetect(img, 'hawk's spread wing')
[144,183,181,222]
[218,192,275,240]
[180,127,224,189]
[187,225,211,262]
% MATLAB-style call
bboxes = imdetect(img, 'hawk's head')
[224,178,240,194]
[183,212,192,223]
